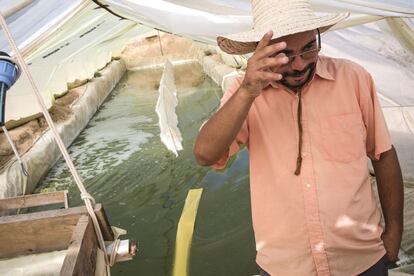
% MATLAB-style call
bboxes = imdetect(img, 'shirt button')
[306,183,311,188]
[302,152,308,157]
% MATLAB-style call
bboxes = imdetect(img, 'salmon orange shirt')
[212,56,392,276]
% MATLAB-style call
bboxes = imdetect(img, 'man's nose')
[290,55,307,71]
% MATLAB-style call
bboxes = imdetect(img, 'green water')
[37,65,258,275]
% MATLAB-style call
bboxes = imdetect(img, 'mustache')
[283,63,316,78]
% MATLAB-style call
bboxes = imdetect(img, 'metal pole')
[0,83,6,126]
[158,30,164,56]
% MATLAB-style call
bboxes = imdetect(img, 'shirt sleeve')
[359,70,392,160]
[207,75,249,169]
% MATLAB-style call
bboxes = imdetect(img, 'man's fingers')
[254,41,287,60]
[257,54,289,70]
[257,71,283,81]
[255,30,273,51]
[243,33,286,94]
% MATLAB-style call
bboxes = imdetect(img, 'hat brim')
[217,12,349,55]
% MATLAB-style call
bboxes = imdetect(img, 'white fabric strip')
[156,59,183,157]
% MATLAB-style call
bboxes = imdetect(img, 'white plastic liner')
[387,18,414,53]
[0,60,126,200]
[0,0,412,126]
[100,0,414,44]
[0,225,128,276]
[321,20,414,182]
[0,0,86,55]
[166,0,414,16]
[0,249,67,276]
[2,2,151,127]
[155,59,183,157]
[0,0,33,20]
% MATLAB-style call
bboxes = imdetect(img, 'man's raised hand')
[240,30,289,99]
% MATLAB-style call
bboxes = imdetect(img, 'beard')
[280,62,316,91]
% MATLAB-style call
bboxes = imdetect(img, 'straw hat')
[217,0,349,55]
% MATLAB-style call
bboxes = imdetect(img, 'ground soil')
[121,32,200,69]
[0,87,84,168]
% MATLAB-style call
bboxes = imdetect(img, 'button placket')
[293,86,330,274]
[301,173,330,275]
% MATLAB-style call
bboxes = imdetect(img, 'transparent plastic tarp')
[0,2,149,125]
[1,0,413,125]
[100,0,414,43]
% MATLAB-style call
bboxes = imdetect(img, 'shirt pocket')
[320,113,367,162]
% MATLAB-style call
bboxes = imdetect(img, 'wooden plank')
[0,203,114,259]
[0,191,69,211]
[94,204,114,241]
[60,215,97,276]
[0,204,88,224]
[0,205,89,258]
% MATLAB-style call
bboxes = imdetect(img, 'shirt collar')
[315,56,335,81]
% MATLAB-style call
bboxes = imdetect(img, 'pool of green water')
[37,63,258,276]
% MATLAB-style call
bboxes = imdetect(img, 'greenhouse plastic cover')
[98,0,414,178]
[100,0,414,43]
[0,0,413,126]
[0,0,413,178]
[0,1,150,126]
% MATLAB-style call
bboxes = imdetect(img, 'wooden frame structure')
[0,190,69,211]
[0,191,117,275]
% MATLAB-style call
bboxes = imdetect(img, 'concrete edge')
[198,49,245,93]
[0,59,126,202]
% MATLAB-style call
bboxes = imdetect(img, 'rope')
[0,12,113,275]
[294,90,303,175]
[80,192,96,205]
[109,238,121,266]
[2,126,28,176]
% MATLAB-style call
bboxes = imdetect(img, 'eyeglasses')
[275,29,321,63]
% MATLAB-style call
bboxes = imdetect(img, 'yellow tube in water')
[172,188,203,276]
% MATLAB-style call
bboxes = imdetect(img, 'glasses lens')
[302,49,318,60]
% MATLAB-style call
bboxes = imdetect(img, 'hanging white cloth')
[156,59,183,157]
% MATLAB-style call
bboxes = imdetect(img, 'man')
[193,0,404,275]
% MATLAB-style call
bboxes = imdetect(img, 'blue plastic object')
[0,51,19,126]
[0,56,18,88]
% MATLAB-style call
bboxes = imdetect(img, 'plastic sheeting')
[0,59,126,200]
[168,0,414,16]
[100,0,414,44]
[1,0,412,126]
[0,225,129,276]
[320,20,414,182]
[0,2,150,127]
[0,249,68,276]
[156,59,183,156]
[387,18,414,53]
[0,0,86,55]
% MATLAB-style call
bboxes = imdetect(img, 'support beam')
[0,203,113,258]
[60,215,98,276]
[0,0,33,19]
[0,190,69,211]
